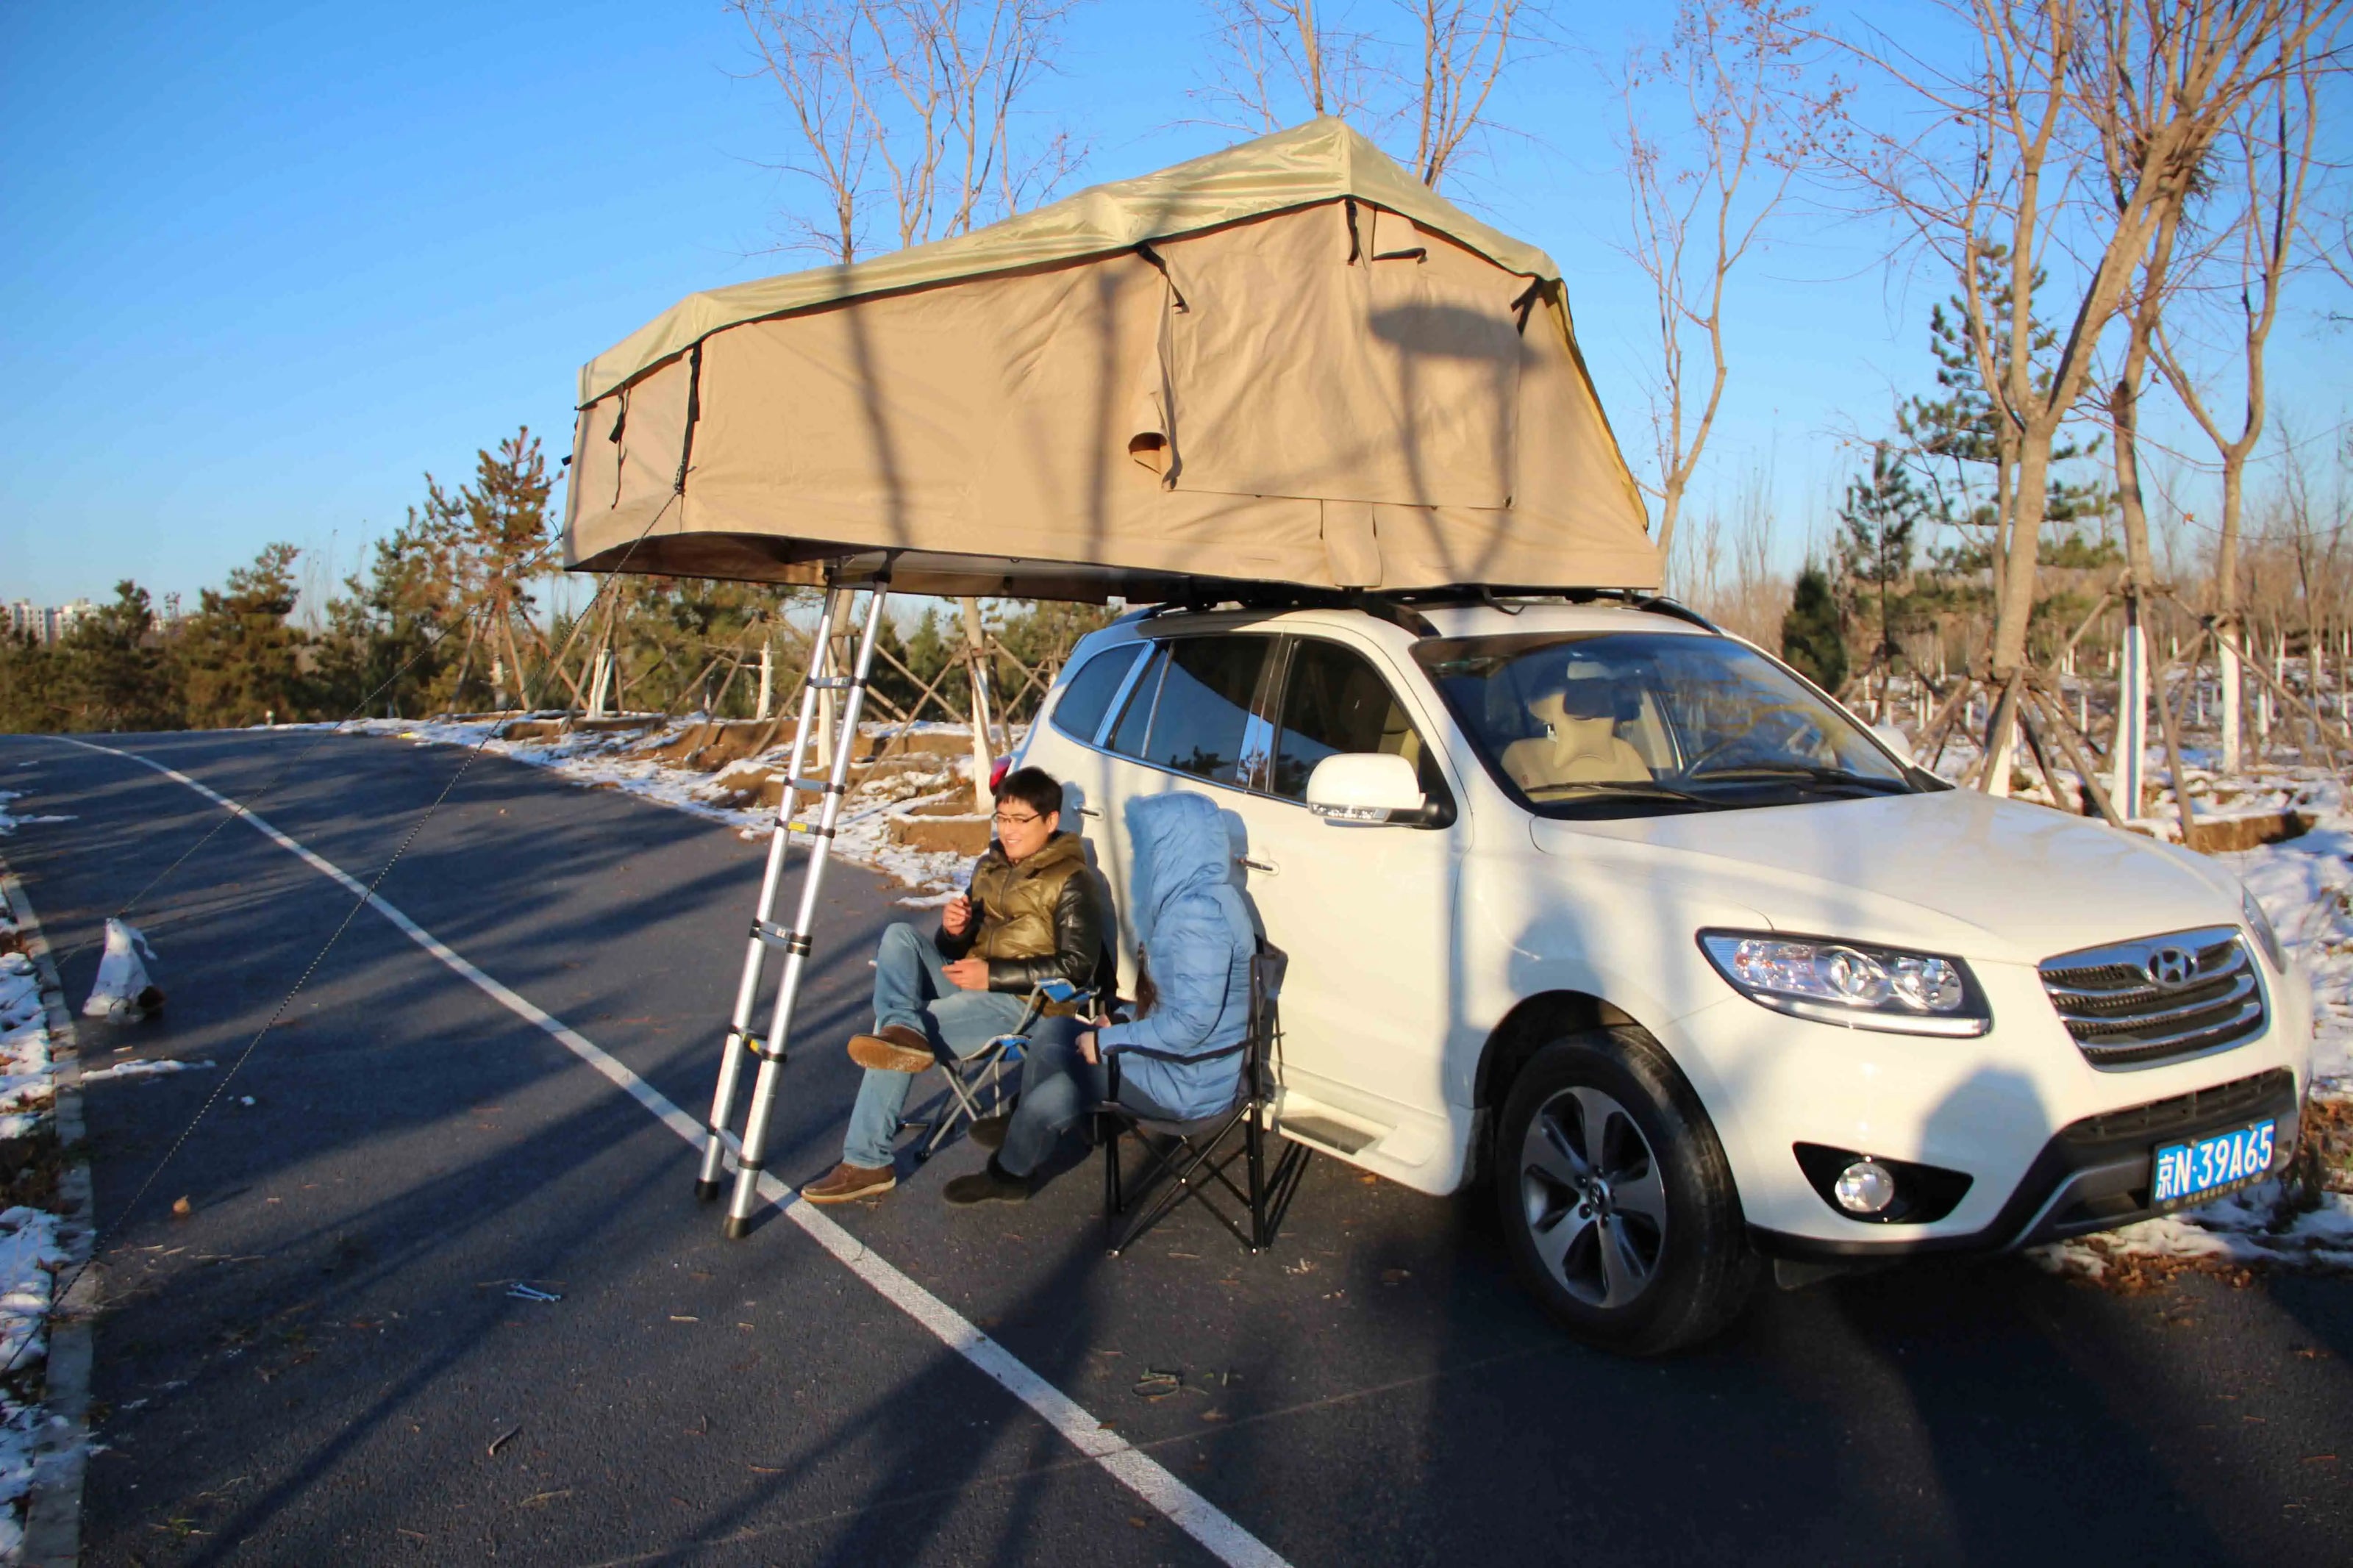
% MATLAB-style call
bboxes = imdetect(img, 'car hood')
[1529,787,2244,966]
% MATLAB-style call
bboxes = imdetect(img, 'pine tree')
[1835,444,1927,669]
[180,544,308,726]
[1898,245,2108,562]
[1781,564,1847,692]
[63,582,182,731]
[0,629,67,734]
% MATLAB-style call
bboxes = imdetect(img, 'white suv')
[1015,595,2312,1353]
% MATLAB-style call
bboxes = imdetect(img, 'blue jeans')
[843,923,1031,1168]
[998,1016,1186,1178]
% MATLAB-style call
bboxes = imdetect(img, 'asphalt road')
[1,726,2349,1567]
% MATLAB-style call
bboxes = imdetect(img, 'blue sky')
[3,1,2345,614]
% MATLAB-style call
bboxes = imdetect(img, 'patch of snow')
[0,1205,60,1558]
[2035,1184,2353,1280]
[0,791,71,838]
[76,1058,213,1085]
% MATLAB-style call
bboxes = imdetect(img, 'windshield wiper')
[1524,779,1715,806]
[1685,762,1910,793]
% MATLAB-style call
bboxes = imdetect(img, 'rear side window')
[1271,639,1452,807]
[1110,637,1267,786]
[1049,643,1145,745]
[1107,645,1166,756]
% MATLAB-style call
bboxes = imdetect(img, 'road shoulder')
[1,863,96,1568]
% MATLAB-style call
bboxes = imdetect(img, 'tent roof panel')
[577,117,1558,406]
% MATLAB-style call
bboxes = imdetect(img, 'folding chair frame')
[902,982,1089,1164]
[1099,945,1309,1256]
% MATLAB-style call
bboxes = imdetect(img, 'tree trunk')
[960,597,996,813]
[2217,454,2246,770]
[2112,593,2149,817]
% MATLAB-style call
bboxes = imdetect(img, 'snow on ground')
[75,1058,213,1085]
[0,887,66,1558]
[350,714,988,897]
[0,792,72,838]
[0,1205,59,1560]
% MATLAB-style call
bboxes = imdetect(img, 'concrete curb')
[1,863,93,1568]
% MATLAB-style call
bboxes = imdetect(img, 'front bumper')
[1749,1066,2302,1260]
[1660,952,2313,1252]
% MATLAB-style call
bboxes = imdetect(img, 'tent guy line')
[53,734,1291,1568]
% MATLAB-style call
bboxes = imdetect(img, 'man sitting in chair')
[801,767,1109,1204]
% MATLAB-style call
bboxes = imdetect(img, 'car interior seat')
[1500,677,1653,790]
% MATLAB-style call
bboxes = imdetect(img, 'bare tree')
[733,0,874,262]
[1618,0,1843,567]
[2152,41,2329,769]
[1198,1,1378,124]
[734,0,1088,261]
[1838,0,2345,780]
[1194,0,1536,190]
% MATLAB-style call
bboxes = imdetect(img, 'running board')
[1272,1112,1382,1157]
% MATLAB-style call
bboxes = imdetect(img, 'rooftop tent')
[563,118,1657,601]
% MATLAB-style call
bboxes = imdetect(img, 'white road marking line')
[60,737,1289,1568]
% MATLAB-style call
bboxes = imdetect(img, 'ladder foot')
[723,1214,754,1240]
[694,1178,722,1203]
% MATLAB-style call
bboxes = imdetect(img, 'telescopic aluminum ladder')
[696,575,890,1237]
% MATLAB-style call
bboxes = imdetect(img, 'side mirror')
[1870,723,1916,768]
[1306,753,1433,826]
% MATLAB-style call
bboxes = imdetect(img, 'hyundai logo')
[2146,946,2197,988]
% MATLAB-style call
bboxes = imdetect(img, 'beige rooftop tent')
[564,118,1657,601]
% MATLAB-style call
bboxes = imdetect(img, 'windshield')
[1413,630,1915,817]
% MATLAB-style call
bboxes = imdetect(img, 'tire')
[1494,1025,1760,1356]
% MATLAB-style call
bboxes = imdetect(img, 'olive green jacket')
[937,832,1112,1007]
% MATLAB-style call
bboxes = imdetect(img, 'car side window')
[1271,638,1452,809]
[1116,636,1265,786]
[1107,644,1166,756]
[1049,643,1146,745]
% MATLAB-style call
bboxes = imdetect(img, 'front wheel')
[1495,1026,1760,1355]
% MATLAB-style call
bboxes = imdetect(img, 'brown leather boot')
[800,1161,896,1204]
[847,1023,934,1073]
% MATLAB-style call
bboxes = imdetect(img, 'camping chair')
[907,978,1090,1164]
[1098,944,1310,1256]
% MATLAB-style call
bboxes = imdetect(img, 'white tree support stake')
[697,578,892,1238]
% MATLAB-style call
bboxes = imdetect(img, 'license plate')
[2152,1119,2278,1208]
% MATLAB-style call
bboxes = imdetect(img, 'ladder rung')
[786,777,846,795]
[752,920,813,956]
[807,676,862,690]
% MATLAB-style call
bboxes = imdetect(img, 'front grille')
[2058,1068,2294,1146]
[2038,925,2266,1067]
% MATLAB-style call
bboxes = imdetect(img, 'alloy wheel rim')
[1518,1084,1668,1310]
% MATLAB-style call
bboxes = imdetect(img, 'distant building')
[4,598,96,644]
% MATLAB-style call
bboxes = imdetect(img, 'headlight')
[1699,931,1990,1037]
[2242,889,2288,972]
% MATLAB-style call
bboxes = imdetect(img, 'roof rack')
[1135,584,1718,639]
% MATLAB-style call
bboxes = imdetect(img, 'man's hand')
[1076,1031,1099,1065]
[942,956,990,992]
[940,894,972,937]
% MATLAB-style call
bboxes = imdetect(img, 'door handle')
[1236,854,1278,876]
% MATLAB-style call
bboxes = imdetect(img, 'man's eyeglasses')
[993,811,1043,828]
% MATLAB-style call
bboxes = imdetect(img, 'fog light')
[1833,1159,1896,1215]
